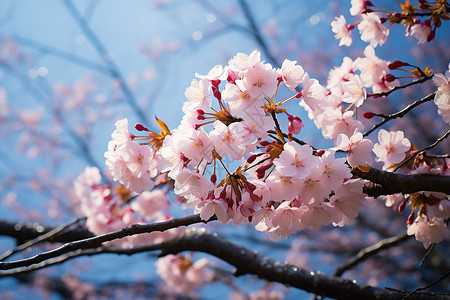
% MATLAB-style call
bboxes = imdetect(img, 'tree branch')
[334,231,412,277]
[0,219,92,245]
[157,229,441,300]
[62,0,150,125]
[0,218,85,262]
[352,167,450,197]
[1,229,443,299]
[0,214,214,271]
[363,92,436,137]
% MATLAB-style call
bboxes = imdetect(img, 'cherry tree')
[0,0,449,299]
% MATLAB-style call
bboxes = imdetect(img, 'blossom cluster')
[332,0,449,47]
[74,166,178,247]
[96,44,449,246]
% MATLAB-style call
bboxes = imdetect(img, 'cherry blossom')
[209,120,246,160]
[130,189,170,221]
[372,129,411,169]
[350,0,366,16]
[336,132,374,168]
[341,75,367,107]
[433,64,450,124]
[156,254,212,294]
[279,59,305,91]
[407,215,448,249]
[327,57,355,96]
[182,79,211,114]
[407,21,432,44]
[358,13,389,48]
[228,49,261,72]
[273,142,317,179]
[239,62,278,97]
[331,15,353,47]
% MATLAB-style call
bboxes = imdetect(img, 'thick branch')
[0,219,92,245]
[1,229,443,299]
[158,230,441,300]
[352,167,450,197]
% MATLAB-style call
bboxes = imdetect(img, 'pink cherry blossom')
[239,62,278,97]
[336,132,374,168]
[301,74,326,109]
[175,127,214,165]
[241,106,275,144]
[228,50,261,72]
[273,142,317,179]
[318,151,352,189]
[341,75,367,107]
[265,172,302,202]
[330,178,366,226]
[195,64,227,81]
[350,0,366,16]
[130,189,170,221]
[407,215,448,248]
[331,15,353,47]
[222,82,255,113]
[156,254,212,294]
[287,113,304,135]
[104,119,158,193]
[320,109,364,141]
[252,207,274,231]
[174,169,214,202]
[433,64,450,124]
[197,197,230,224]
[354,46,388,88]
[372,129,411,168]
[300,202,340,229]
[408,22,432,44]
[298,168,329,205]
[182,79,211,114]
[279,59,305,91]
[266,225,296,242]
[358,13,389,47]
[209,120,246,160]
[271,201,304,231]
[327,57,355,96]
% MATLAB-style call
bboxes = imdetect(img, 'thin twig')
[334,231,411,277]
[393,129,450,172]
[402,271,450,300]
[369,75,433,98]
[363,92,436,137]
[63,0,150,125]
[237,0,280,67]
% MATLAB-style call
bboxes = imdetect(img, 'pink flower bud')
[210,174,217,185]
[287,113,304,135]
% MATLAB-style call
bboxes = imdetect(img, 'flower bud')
[210,174,217,185]
[363,112,376,119]
[388,61,409,70]
[384,74,396,82]
[398,199,407,212]
[135,123,150,132]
